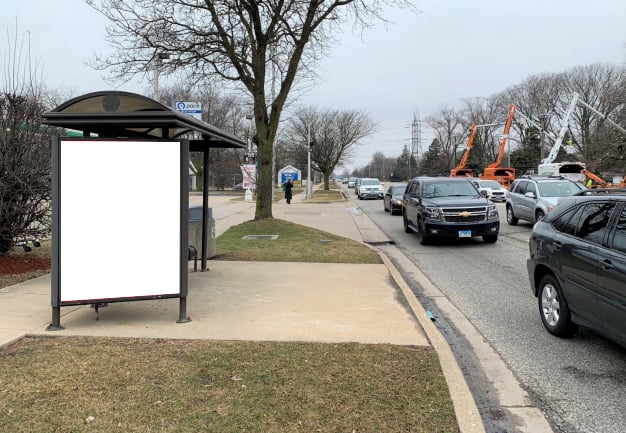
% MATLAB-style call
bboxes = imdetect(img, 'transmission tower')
[408,111,422,178]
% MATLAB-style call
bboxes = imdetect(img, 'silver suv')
[506,176,586,225]
[357,178,384,199]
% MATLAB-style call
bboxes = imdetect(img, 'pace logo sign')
[175,101,202,120]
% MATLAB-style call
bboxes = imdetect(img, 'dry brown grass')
[0,336,459,433]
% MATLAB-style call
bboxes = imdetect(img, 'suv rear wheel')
[538,274,578,338]
[506,205,519,225]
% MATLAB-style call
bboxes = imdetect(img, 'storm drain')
[242,235,279,240]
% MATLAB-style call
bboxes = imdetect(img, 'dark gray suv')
[402,177,499,245]
[527,188,626,346]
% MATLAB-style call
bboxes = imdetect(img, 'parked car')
[233,183,244,191]
[527,188,626,347]
[357,178,384,199]
[469,178,507,202]
[402,177,499,244]
[506,176,585,225]
[347,177,357,188]
[383,184,407,214]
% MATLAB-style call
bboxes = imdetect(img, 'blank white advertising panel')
[60,139,181,302]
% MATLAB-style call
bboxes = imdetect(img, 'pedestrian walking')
[284,178,293,204]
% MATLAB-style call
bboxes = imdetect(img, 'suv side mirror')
[480,190,488,197]
[524,191,537,199]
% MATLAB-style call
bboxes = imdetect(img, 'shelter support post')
[201,150,209,272]
[47,307,64,331]
[177,296,191,323]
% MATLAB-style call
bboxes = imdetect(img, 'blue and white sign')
[174,101,202,121]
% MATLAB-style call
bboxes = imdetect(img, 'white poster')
[59,139,181,302]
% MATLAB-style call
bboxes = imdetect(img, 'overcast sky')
[2,0,625,172]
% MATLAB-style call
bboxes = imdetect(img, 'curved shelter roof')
[42,90,246,150]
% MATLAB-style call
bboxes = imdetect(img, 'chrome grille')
[441,206,487,223]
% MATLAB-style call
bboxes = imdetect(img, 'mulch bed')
[0,255,51,276]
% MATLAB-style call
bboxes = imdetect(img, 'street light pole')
[306,120,312,199]
[153,53,170,102]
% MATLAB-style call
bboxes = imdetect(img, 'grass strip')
[0,336,459,433]
[215,218,382,264]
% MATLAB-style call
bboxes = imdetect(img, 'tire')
[384,202,389,212]
[403,213,412,233]
[416,218,430,245]
[535,210,545,222]
[538,274,578,338]
[506,205,519,225]
[482,234,498,244]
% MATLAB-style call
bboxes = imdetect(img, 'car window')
[392,186,405,194]
[552,205,585,235]
[611,207,626,254]
[362,179,380,186]
[575,202,616,245]
[481,181,502,189]
[538,181,579,197]
[515,181,527,194]
[422,181,477,198]
[526,182,537,194]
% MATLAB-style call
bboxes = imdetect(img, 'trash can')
[188,205,216,259]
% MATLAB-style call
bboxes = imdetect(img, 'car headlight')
[392,199,403,206]
[487,205,498,219]
[424,206,442,221]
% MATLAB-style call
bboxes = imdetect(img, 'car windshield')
[537,181,583,197]
[392,186,405,194]
[480,181,503,189]
[422,181,478,198]
[361,179,380,186]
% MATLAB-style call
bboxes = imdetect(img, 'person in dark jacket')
[284,179,293,204]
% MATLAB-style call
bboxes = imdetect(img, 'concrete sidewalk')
[0,186,486,433]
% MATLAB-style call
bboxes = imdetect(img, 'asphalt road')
[348,185,626,433]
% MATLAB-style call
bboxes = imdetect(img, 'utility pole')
[306,120,312,199]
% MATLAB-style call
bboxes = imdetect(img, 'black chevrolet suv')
[402,177,500,245]
[527,188,626,347]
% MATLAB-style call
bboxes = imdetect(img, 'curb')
[378,251,487,433]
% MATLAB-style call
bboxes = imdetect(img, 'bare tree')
[425,106,463,170]
[0,26,53,253]
[87,0,412,219]
[287,107,375,189]
[563,63,626,165]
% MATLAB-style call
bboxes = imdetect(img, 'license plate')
[458,230,472,238]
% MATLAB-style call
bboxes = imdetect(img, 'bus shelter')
[42,91,246,329]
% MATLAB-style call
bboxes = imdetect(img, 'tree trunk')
[254,155,273,219]
[254,125,274,220]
